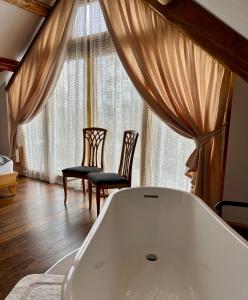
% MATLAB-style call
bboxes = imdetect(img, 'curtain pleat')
[24,0,194,191]
[7,0,77,169]
[100,0,233,206]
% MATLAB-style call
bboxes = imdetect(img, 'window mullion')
[140,103,149,186]
[86,37,92,128]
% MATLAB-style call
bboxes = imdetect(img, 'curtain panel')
[99,0,233,207]
[7,0,77,169]
[24,0,194,191]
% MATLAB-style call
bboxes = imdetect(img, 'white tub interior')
[63,187,248,300]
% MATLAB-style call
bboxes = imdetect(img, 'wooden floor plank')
[0,177,96,299]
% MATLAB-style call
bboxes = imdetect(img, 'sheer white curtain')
[24,0,194,190]
[24,4,88,183]
[142,107,195,190]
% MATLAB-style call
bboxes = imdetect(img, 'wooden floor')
[1,178,247,299]
[0,177,96,299]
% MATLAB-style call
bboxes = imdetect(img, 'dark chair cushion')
[87,172,128,185]
[62,166,102,175]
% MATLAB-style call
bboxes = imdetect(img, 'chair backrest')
[118,130,139,184]
[82,128,107,169]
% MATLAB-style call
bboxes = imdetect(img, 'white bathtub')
[62,187,248,300]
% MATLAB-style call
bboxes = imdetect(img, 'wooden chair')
[62,127,107,204]
[87,130,139,216]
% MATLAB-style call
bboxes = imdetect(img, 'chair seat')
[62,166,102,175]
[87,172,128,185]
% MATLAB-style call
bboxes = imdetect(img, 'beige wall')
[0,1,41,60]
[223,76,248,223]
[195,0,248,39]
[0,83,10,156]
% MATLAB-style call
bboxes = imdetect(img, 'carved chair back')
[82,128,107,169]
[118,130,139,184]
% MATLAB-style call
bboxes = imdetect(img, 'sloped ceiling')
[0,0,248,85]
[195,0,248,40]
[0,0,51,84]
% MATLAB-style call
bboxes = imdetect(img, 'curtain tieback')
[16,125,26,147]
[194,124,226,148]
[186,124,227,178]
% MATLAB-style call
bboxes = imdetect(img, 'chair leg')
[63,175,68,205]
[88,181,92,211]
[9,185,16,196]
[96,186,101,216]
[102,188,106,199]
[82,179,86,195]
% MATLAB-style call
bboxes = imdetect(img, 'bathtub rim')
[61,186,248,299]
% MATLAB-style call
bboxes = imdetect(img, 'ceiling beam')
[3,0,51,17]
[0,57,19,72]
[146,0,248,83]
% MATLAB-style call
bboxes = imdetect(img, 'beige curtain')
[100,0,233,207]
[7,0,77,168]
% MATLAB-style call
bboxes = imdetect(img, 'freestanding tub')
[62,187,248,300]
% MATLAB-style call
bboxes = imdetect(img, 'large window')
[24,0,194,190]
